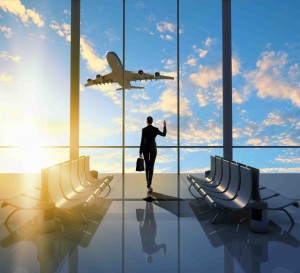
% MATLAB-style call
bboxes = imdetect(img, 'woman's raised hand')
[163,120,167,127]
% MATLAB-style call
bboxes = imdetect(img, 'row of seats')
[187,155,299,223]
[1,155,113,225]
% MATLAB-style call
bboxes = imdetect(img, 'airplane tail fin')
[116,86,144,91]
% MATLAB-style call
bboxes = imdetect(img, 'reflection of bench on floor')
[187,155,299,224]
[189,200,300,273]
[0,198,112,273]
[1,155,113,232]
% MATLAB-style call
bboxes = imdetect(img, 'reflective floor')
[1,174,300,273]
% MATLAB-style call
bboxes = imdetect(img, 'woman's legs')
[143,148,157,189]
[148,149,157,187]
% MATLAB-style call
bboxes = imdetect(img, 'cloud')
[80,37,108,73]
[232,56,240,76]
[190,64,222,89]
[154,88,192,117]
[198,49,208,58]
[204,37,214,47]
[245,50,300,107]
[0,51,21,62]
[156,21,176,33]
[49,20,71,41]
[131,92,150,101]
[262,112,285,126]
[161,58,175,70]
[186,57,197,67]
[275,156,300,164]
[50,21,108,74]
[232,86,250,104]
[0,73,13,82]
[0,0,44,27]
[129,87,191,118]
[0,25,13,38]
[180,120,222,145]
[260,167,300,173]
[246,138,263,145]
[159,34,173,41]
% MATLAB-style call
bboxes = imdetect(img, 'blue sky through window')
[0,0,299,173]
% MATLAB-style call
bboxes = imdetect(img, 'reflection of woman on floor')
[139,200,167,263]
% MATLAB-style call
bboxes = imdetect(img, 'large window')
[232,0,300,172]
[1,0,299,175]
[0,0,71,172]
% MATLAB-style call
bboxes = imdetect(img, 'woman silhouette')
[139,116,167,193]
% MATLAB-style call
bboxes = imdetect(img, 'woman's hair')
[147,116,153,124]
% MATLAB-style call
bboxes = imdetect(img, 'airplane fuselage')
[106,51,130,88]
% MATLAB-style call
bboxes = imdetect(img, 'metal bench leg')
[281,208,295,224]
[4,208,19,226]
[211,209,223,224]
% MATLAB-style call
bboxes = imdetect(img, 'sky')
[0,0,300,173]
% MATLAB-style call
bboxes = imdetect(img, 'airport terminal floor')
[1,174,300,273]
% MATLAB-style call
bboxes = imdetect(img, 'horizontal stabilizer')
[116,86,145,91]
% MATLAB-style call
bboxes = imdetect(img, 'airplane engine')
[87,78,92,82]
[96,74,103,79]
[155,72,160,77]
[138,70,144,75]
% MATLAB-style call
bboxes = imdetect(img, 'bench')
[1,155,113,230]
[187,155,299,224]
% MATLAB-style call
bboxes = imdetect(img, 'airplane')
[84,51,174,90]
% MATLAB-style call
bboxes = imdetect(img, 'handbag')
[136,208,145,222]
[136,157,145,172]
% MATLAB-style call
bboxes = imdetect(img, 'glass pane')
[125,148,177,198]
[125,0,177,146]
[180,0,223,146]
[0,1,70,146]
[232,0,300,146]
[180,148,223,199]
[80,0,123,146]
[0,148,69,173]
[80,148,122,198]
[233,148,300,173]
[125,201,178,272]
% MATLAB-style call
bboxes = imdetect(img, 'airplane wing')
[124,70,174,82]
[84,72,115,87]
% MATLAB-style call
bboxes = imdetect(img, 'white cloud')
[180,120,222,145]
[186,57,197,67]
[0,51,21,62]
[204,37,213,47]
[154,88,192,117]
[131,92,150,101]
[246,138,263,145]
[0,25,13,38]
[245,50,300,107]
[232,86,250,105]
[160,34,173,41]
[275,156,300,164]
[0,1,44,27]
[156,21,176,33]
[262,112,285,126]
[198,49,208,58]
[260,167,300,173]
[196,92,208,107]
[130,87,191,117]
[80,37,108,73]
[161,58,175,70]
[49,20,71,42]
[0,73,13,82]
[50,21,108,75]
[232,56,240,76]
[190,64,222,89]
